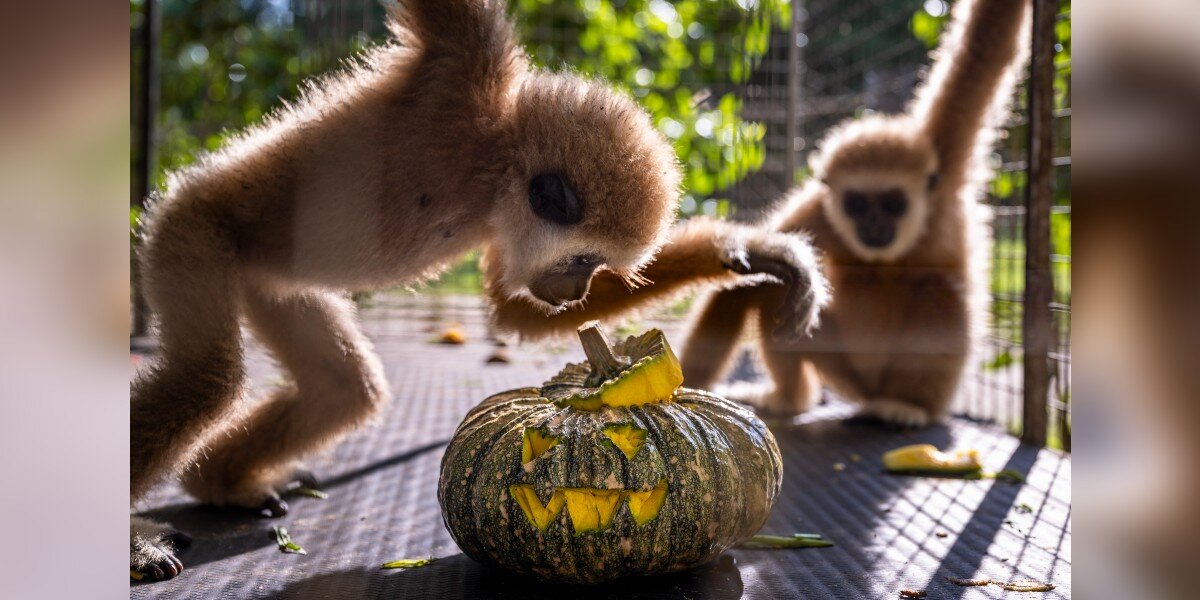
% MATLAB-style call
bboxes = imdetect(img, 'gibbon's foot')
[857,398,931,428]
[720,232,827,341]
[130,516,188,581]
[182,464,320,518]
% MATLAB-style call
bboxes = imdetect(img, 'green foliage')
[135,0,790,216]
[511,0,789,213]
[910,1,950,48]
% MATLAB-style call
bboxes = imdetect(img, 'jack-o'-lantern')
[438,322,783,583]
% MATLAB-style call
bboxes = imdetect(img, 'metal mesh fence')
[134,0,1071,446]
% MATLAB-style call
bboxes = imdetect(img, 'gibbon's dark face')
[843,188,909,248]
[529,172,583,226]
[490,72,681,311]
[523,172,602,306]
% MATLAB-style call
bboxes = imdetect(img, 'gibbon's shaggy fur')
[487,216,830,341]
[130,0,689,580]
[683,0,1032,425]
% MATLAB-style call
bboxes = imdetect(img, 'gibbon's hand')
[720,231,828,341]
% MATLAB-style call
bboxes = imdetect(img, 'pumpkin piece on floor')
[437,325,467,344]
[882,444,983,475]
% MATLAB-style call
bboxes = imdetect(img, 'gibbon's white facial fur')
[822,170,933,262]
[488,72,681,309]
[812,116,939,263]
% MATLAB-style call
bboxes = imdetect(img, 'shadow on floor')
[274,553,745,600]
[135,440,449,570]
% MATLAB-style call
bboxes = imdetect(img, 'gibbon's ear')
[927,172,941,191]
[529,172,584,225]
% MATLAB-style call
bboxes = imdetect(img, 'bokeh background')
[7,0,1200,598]
[129,0,1073,447]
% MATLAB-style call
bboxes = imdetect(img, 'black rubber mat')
[132,296,1070,599]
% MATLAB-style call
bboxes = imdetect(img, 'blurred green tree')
[132,0,789,214]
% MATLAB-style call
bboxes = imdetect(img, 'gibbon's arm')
[487,218,827,340]
[387,0,524,88]
[910,0,1031,176]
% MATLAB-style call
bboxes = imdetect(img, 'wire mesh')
[134,0,1071,446]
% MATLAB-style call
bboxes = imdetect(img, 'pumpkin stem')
[577,321,626,377]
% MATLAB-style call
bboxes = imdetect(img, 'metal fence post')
[1021,0,1055,446]
[784,0,803,188]
[131,0,159,344]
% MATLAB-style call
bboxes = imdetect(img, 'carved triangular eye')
[522,428,559,464]
[624,480,669,525]
[603,423,647,460]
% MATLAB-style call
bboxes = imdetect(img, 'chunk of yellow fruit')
[603,423,648,460]
[509,485,565,531]
[561,488,623,533]
[521,428,559,464]
[438,326,467,344]
[597,341,684,408]
[882,444,982,474]
[624,480,668,525]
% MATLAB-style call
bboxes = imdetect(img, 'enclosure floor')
[132,295,1070,599]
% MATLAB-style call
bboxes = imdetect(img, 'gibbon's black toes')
[166,554,184,577]
[138,555,182,581]
[292,468,320,490]
[164,529,193,550]
[259,496,289,518]
[722,253,752,274]
[146,564,165,580]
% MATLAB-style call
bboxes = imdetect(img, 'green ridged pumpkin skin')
[438,386,783,584]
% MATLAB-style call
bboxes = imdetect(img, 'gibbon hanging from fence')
[492,0,1031,428]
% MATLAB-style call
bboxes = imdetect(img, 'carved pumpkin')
[438,322,783,583]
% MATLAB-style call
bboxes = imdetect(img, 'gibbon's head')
[812,116,940,263]
[489,72,682,310]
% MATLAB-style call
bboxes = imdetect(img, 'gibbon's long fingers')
[911,0,1031,175]
[182,289,390,510]
[130,516,188,580]
[727,237,826,339]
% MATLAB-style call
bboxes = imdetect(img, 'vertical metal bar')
[1021,0,1055,446]
[131,0,160,342]
[784,0,803,189]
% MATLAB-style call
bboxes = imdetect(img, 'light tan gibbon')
[489,0,1030,427]
[683,0,1032,426]
[129,0,825,581]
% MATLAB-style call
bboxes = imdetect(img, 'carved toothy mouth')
[509,481,668,533]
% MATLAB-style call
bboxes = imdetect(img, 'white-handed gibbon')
[488,0,1030,428]
[683,0,1032,426]
[130,0,825,581]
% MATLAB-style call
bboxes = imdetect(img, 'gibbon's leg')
[753,287,822,415]
[130,207,245,580]
[858,277,970,427]
[679,286,758,390]
[181,288,389,515]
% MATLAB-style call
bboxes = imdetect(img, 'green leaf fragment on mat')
[381,557,436,569]
[271,526,308,555]
[739,533,834,549]
[292,487,328,500]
